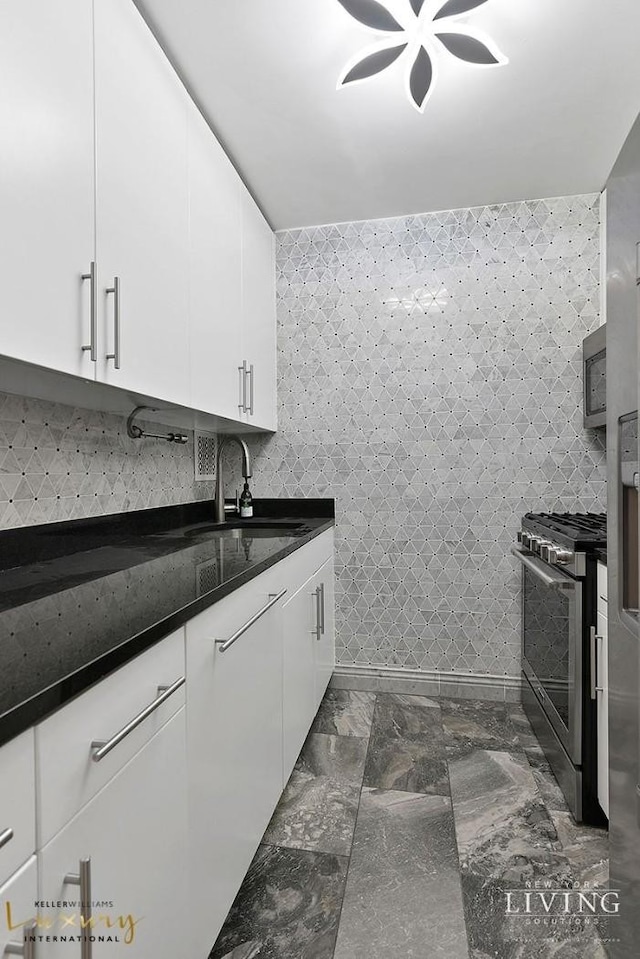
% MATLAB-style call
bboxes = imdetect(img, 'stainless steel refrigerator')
[606,111,640,958]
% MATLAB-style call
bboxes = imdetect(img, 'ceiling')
[136,0,640,230]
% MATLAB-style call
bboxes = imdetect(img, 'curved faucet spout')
[214,435,252,523]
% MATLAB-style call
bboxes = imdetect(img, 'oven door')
[512,548,582,763]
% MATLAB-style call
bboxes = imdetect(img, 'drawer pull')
[90,677,185,762]
[215,589,287,653]
[4,919,37,958]
[64,859,92,959]
[313,584,325,641]
[0,826,13,850]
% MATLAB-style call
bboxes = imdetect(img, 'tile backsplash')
[1,193,607,684]
[231,194,606,680]
[0,392,213,529]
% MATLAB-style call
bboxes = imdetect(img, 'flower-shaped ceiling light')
[336,0,508,112]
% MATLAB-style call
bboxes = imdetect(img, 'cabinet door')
[188,104,243,419]
[315,555,336,711]
[0,0,96,378]
[186,580,284,955]
[0,857,37,956]
[0,729,36,886]
[38,709,187,959]
[241,192,277,430]
[94,0,190,406]
[596,605,609,817]
[282,573,319,779]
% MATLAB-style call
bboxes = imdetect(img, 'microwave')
[583,324,606,428]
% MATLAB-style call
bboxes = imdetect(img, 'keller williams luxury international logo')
[4,901,142,946]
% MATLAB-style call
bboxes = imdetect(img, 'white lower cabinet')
[0,857,38,956]
[0,729,36,885]
[5,532,335,959]
[38,709,187,958]
[186,575,285,956]
[282,553,336,779]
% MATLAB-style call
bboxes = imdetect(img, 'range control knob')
[548,548,572,565]
[533,540,552,555]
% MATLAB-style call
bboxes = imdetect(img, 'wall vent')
[194,431,217,481]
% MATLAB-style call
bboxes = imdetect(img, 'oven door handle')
[511,547,577,590]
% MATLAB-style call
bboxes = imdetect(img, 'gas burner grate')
[522,512,607,550]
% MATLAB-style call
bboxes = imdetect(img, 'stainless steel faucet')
[215,435,252,523]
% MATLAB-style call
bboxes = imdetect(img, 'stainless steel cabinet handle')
[247,363,254,416]
[0,826,13,850]
[81,261,97,362]
[90,676,185,762]
[64,858,92,959]
[589,626,605,700]
[313,587,322,641]
[105,277,121,369]
[216,589,287,653]
[4,919,37,958]
[511,547,576,590]
[238,360,248,413]
[318,582,325,635]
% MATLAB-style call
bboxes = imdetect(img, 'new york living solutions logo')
[504,879,620,942]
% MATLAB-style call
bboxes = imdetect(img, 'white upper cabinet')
[241,193,277,431]
[0,0,96,378]
[187,104,243,420]
[1,0,277,428]
[93,0,190,407]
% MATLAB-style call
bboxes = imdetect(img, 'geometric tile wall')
[235,194,606,680]
[0,392,214,530]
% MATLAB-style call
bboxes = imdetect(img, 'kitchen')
[0,0,638,957]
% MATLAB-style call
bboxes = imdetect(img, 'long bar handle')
[105,277,121,369]
[4,919,37,958]
[247,363,254,416]
[64,858,92,959]
[216,589,287,653]
[590,626,606,697]
[0,826,13,850]
[313,587,322,641]
[81,262,97,362]
[318,582,325,634]
[90,677,184,762]
[510,547,576,590]
[589,626,597,700]
[238,360,246,413]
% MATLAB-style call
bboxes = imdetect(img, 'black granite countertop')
[0,498,334,748]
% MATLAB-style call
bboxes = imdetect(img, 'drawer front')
[36,628,185,845]
[0,856,38,955]
[0,730,36,885]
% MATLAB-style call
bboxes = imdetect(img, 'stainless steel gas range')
[512,512,607,826]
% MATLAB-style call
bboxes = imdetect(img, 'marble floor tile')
[549,810,609,887]
[310,689,376,738]
[262,733,367,856]
[210,844,348,959]
[507,705,540,750]
[442,699,521,759]
[333,788,469,959]
[524,747,570,814]
[462,871,610,959]
[363,693,449,795]
[449,749,572,884]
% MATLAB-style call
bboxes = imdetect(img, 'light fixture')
[336,0,508,113]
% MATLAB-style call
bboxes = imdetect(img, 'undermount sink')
[184,520,307,539]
